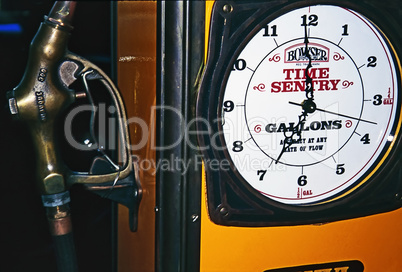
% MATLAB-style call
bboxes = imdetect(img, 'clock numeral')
[232,59,247,71]
[360,133,371,144]
[367,56,377,67]
[262,24,278,37]
[301,14,318,26]
[232,141,244,152]
[297,175,308,186]
[336,164,345,175]
[373,94,383,105]
[223,100,234,112]
[342,24,349,36]
[257,170,267,181]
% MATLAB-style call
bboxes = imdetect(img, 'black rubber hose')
[52,232,79,272]
[44,200,79,272]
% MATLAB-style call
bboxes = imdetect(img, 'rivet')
[219,207,229,216]
[222,4,233,13]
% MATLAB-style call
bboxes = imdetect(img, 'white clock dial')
[221,5,401,205]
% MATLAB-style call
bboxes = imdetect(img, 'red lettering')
[294,81,305,92]
[271,81,281,93]
[330,79,341,90]
[302,190,312,196]
[307,68,317,79]
[283,69,294,80]
[282,81,293,92]
[318,67,330,78]
[270,77,342,93]
[294,68,304,80]
[281,67,331,80]
[318,80,330,91]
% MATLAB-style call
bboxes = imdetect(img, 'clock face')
[220,5,401,205]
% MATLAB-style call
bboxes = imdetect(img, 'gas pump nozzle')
[7,0,141,248]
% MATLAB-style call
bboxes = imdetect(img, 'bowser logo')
[263,260,364,272]
[285,42,329,63]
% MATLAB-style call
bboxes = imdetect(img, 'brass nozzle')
[46,1,76,30]
[6,1,77,195]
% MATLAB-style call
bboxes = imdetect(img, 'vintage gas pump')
[2,0,402,271]
[196,1,402,271]
[117,1,402,272]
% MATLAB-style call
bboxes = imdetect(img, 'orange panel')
[199,2,402,271]
[117,2,157,272]
[115,1,402,271]
[199,172,402,271]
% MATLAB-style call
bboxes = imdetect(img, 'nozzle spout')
[46,1,76,30]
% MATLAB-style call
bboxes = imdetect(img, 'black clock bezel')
[197,0,402,226]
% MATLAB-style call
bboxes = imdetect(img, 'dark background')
[0,1,115,271]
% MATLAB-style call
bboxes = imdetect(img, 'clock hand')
[275,113,306,164]
[289,101,377,125]
[304,24,314,101]
[275,135,292,163]
[276,25,314,164]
